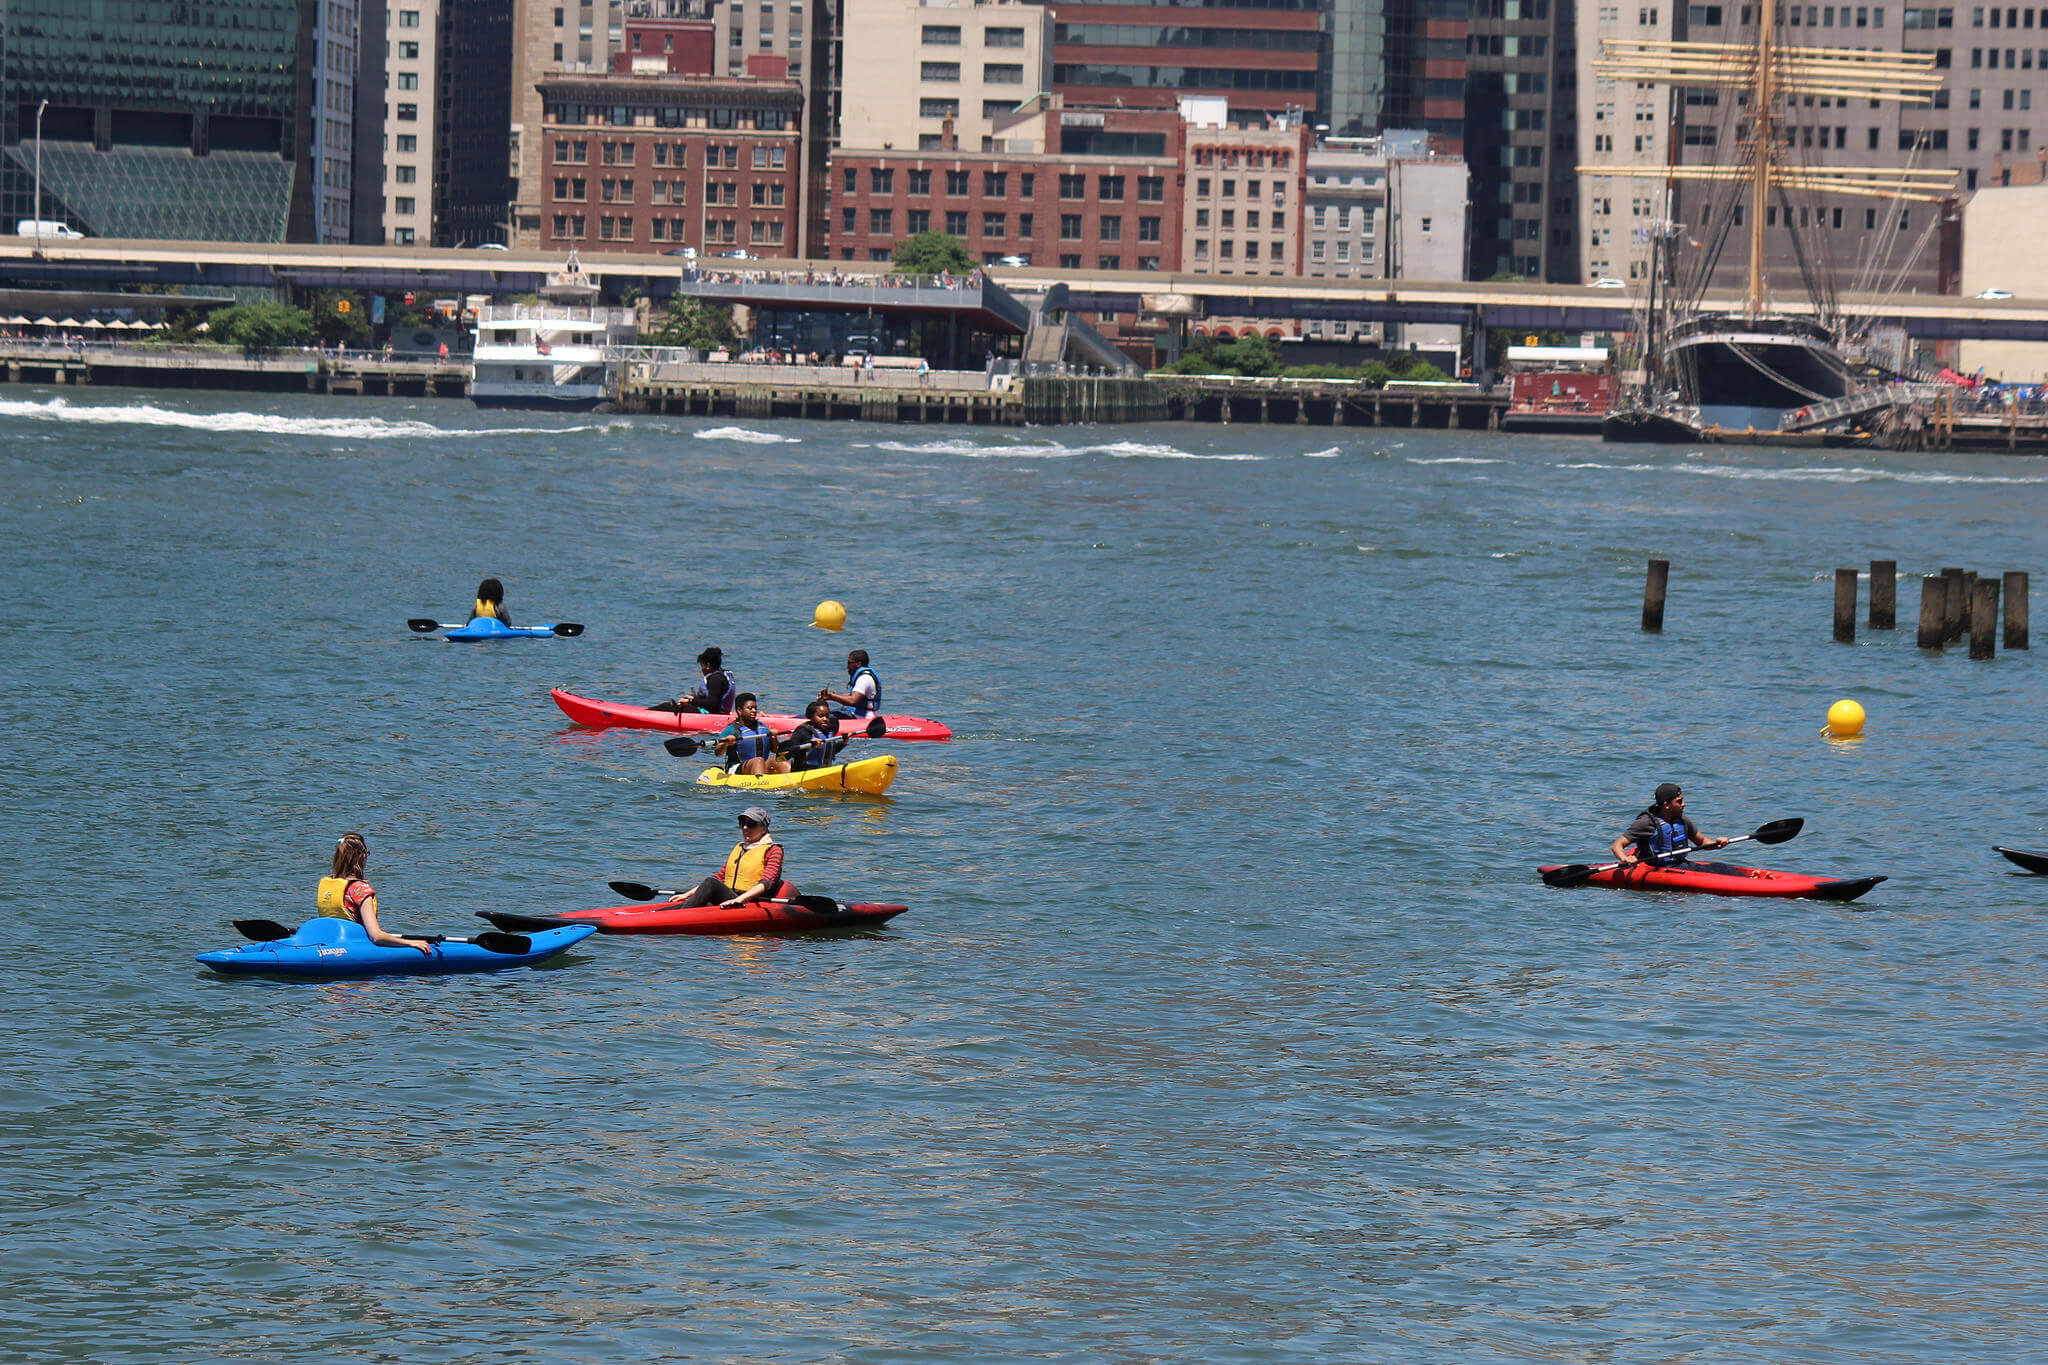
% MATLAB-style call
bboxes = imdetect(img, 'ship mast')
[1581,22,1954,317]
[1749,0,1777,318]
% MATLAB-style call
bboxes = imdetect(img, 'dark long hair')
[331,832,368,880]
[476,577,505,606]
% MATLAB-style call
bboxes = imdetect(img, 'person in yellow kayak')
[319,833,433,954]
[786,699,850,771]
[471,577,511,626]
[712,693,790,776]
[1610,783,1730,866]
[671,807,787,907]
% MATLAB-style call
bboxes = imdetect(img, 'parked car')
[1590,277,1627,289]
[995,254,1031,268]
[716,249,755,260]
[665,246,698,259]
[1976,287,2015,300]
[473,242,508,251]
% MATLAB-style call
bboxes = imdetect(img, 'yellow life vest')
[316,877,360,919]
[473,597,501,620]
[720,836,778,891]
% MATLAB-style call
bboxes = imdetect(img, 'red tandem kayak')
[552,687,952,742]
[1537,860,1886,901]
[479,892,909,936]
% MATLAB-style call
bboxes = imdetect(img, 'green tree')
[1210,333,1281,377]
[652,296,739,350]
[891,231,978,276]
[1397,358,1447,383]
[208,302,314,354]
[310,291,371,348]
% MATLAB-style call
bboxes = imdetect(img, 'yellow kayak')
[695,754,898,795]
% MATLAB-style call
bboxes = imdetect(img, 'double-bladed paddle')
[662,715,887,758]
[602,881,845,915]
[1540,817,1806,889]
[231,918,534,954]
[406,618,584,636]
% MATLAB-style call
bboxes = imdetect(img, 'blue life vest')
[697,668,737,713]
[847,665,881,717]
[727,719,775,764]
[793,724,840,769]
[1642,816,1691,859]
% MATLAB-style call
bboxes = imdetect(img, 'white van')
[16,219,84,239]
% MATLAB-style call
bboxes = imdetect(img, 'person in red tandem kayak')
[1611,783,1731,867]
[671,807,787,908]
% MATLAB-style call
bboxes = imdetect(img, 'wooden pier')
[613,359,1168,425]
[1152,376,1507,429]
[0,341,469,397]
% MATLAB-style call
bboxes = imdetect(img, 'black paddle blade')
[606,880,670,901]
[473,931,534,954]
[406,618,441,633]
[663,737,703,757]
[789,893,844,915]
[478,910,572,932]
[1752,818,1804,845]
[552,622,585,637]
[1539,864,1600,888]
[233,918,296,941]
[864,717,886,738]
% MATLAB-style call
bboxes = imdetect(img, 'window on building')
[920,98,959,118]
[1059,174,1086,198]
[1138,216,1160,241]
[984,63,1023,83]
[984,171,1007,196]
[1098,255,1121,269]
[922,61,961,80]
[1060,214,1082,239]
[986,25,1024,45]
[844,167,858,194]
[395,196,416,213]
[946,210,969,234]
[983,211,1007,236]
[396,165,417,183]
[398,8,419,24]
[1100,215,1121,241]
[946,170,970,195]
[922,24,960,43]
[869,209,893,234]
[396,103,418,120]
[1061,253,1083,268]
[872,168,895,194]
[1098,175,1125,201]
[908,209,931,233]
[1138,176,1164,202]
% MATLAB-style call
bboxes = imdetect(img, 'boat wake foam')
[869,437,1260,460]
[1561,458,2048,486]
[693,425,802,443]
[0,396,623,439]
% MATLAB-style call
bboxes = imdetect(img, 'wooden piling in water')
[2006,571,2030,649]
[1942,568,1967,644]
[1833,568,1857,643]
[1870,559,1896,629]
[1917,574,1945,649]
[1971,579,2000,660]
[1642,559,1669,633]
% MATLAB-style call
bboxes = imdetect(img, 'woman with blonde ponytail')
[316,833,432,954]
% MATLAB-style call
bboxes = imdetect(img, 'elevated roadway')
[2,239,2044,341]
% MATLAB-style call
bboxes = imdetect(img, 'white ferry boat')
[469,255,639,409]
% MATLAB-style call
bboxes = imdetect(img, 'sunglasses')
[738,818,764,828]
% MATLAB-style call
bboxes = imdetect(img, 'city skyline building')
[1048,0,1324,123]
[312,0,364,242]
[839,0,1051,154]
[1462,0,1579,281]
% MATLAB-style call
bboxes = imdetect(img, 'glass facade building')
[1,0,318,239]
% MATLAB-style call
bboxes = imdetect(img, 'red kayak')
[1537,859,1885,902]
[552,688,952,742]
[480,893,908,936]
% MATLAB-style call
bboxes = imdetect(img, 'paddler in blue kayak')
[661,646,738,714]
[712,693,791,776]
[670,807,787,908]
[818,649,881,719]
[319,833,433,955]
[1611,783,1730,866]
[471,577,511,626]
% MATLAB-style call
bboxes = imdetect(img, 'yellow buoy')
[1824,697,1866,738]
[812,599,847,631]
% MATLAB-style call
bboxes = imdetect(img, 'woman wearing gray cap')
[671,807,788,908]
[1610,783,1729,867]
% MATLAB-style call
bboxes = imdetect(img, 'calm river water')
[5,388,2048,1361]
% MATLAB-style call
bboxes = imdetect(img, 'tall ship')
[1588,3,1955,440]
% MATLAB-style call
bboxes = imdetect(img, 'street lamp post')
[33,98,48,254]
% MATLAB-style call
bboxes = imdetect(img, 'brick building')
[536,41,803,255]
[828,97,1185,268]
[1178,98,1311,277]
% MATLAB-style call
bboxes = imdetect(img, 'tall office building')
[509,0,627,245]
[358,0,445,245]
[840,0,1051,153]
[312,0,364,241]
[1049,0,1323,123]
[1,0,319,239]
[1320,0,1390,136]
[1462,0,1579,281]
[1381,0,1468,150]
[435,0,516,246]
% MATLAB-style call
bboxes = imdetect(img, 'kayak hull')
[445,617,562,641]
[552,688,951,742]
[696,754,897,794]
[483,897,908,936]
[1995,846,2048,874]
[197,917,598,976]
[1537,860,1886,902]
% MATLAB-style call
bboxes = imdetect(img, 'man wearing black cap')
[670,807,787,908]
[1610,783,1729,867]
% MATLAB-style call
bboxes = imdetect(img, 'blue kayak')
[443,616,571,642]
[197,917,597,977]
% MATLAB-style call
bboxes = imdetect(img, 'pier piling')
[1942,568,1967,645]
[1971,579,2001,660]
[1917,575,1945,649]
[1870,559,1896,629]
[1833,568,1857,643]
[2005,571,2030,649]
[1642,559,1669,633]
